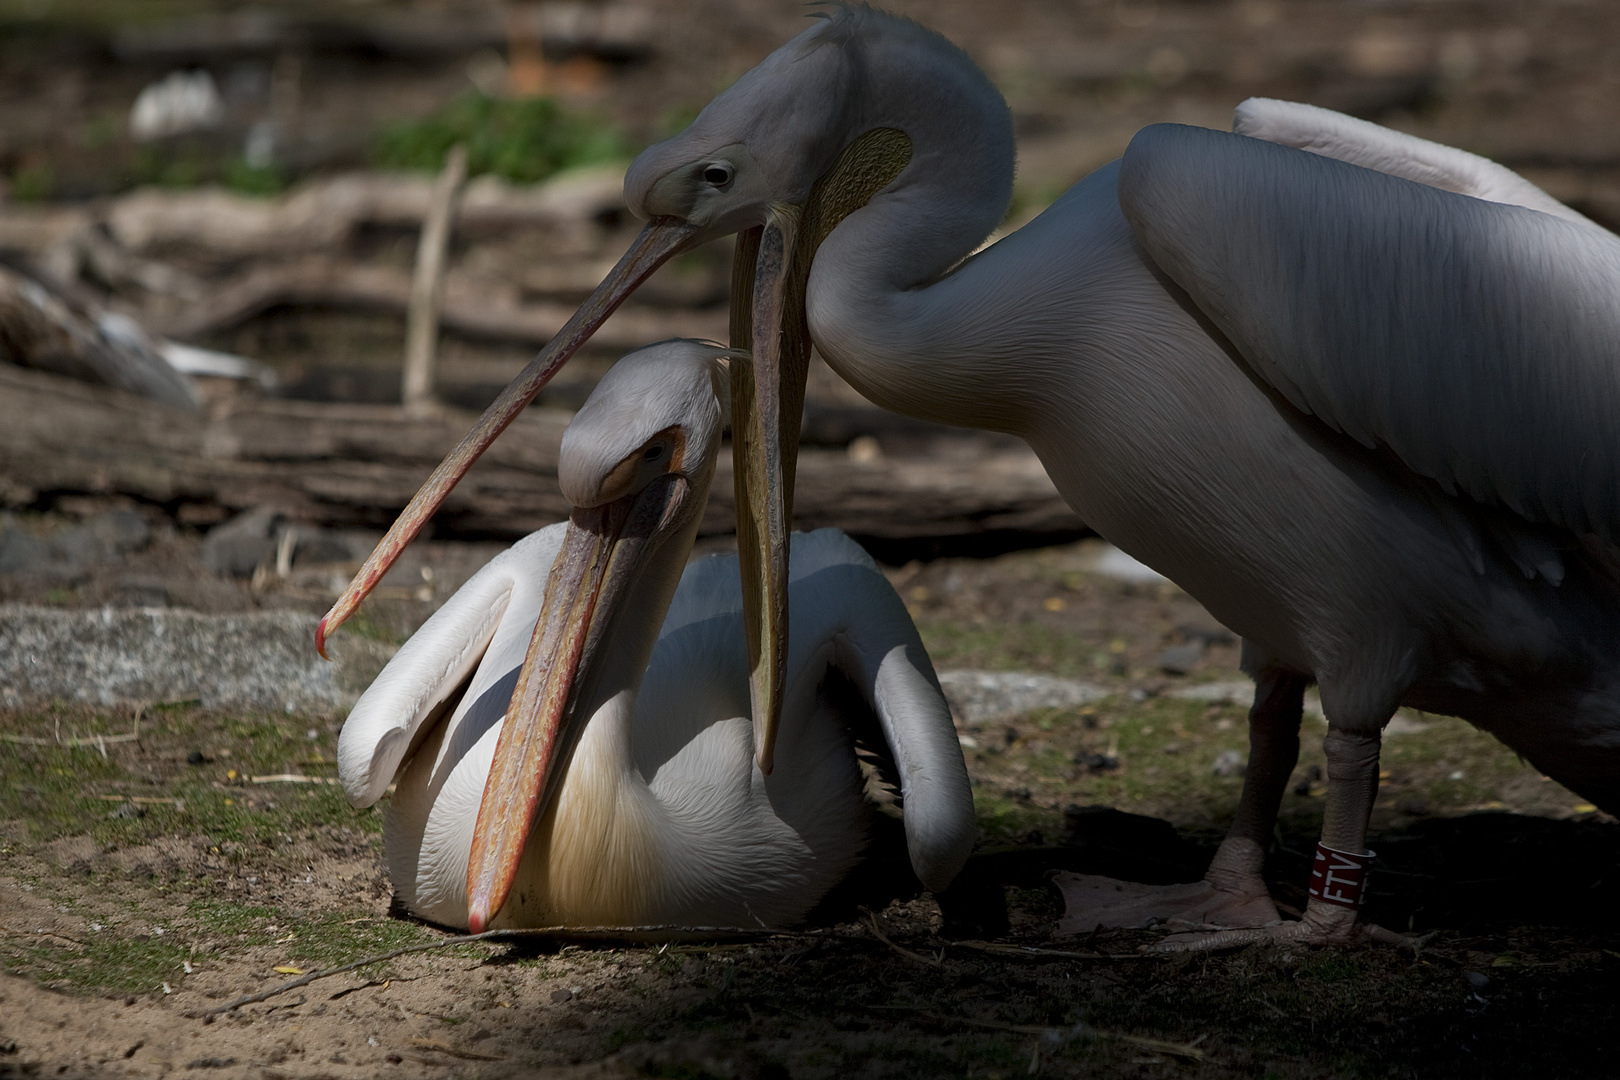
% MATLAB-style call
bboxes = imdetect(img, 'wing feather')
[1119,122,1620,540]
[336,525,564,807]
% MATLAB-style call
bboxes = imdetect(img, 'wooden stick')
[943,939,1146,961]
[861,907,944,968]
[249,774,344,785]
[402,144,468,414]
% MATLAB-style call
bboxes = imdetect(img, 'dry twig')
[861,907,944,968]
[944,939,1146,961]
[249,774,344,785]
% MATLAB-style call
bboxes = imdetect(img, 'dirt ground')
[3,532,1619,1079]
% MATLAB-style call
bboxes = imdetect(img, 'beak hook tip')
[315,616,331,661]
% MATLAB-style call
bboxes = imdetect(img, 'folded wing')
[1119,121,1620,541]
[337,525,565,807]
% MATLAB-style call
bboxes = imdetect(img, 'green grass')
[914,616,1105,680]
[375,92,627,183]
[11,933,195,995]
[0,703,378,849]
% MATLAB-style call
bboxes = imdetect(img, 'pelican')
[336,340,974,931]
[324,7,1620,946]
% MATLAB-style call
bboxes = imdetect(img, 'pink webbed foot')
[1052,872,1281,937]
[1151,899,1422,952]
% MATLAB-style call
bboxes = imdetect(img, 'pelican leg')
[1157,722,1414,951]
[1204,667,1308,910]
[1052,669,1303,936]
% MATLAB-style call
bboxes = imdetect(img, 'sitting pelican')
[336,340,975,932]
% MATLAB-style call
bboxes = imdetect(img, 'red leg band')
[1307,842,1374,908]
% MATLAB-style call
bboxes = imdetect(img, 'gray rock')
[1167,680,1254,705]
[0,604,396,713]
[201,505,282,578]
[291,530,353,566]
[1211,749,1246,777]
[55,510,152,564]
[0,527,52,575]
[937,669,1107,725]
[1157,640,1204,675]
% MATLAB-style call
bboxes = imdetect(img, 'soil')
[4,530,1618,1078]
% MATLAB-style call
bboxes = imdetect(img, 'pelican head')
[321,5,1001,779]
[463,339,732,933]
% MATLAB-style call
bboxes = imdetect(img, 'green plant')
[223,158,285,197]
[375,92,626,183]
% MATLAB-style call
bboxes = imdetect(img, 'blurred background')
[2,0,1616,625]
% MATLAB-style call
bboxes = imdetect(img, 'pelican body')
[326,9,1620,944]
[337,342,974,931]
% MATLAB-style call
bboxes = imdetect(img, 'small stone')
[550,988,573,1003]
[1157,641,1204,675]
[187,750,207,765]
[385,1052,403,1064]
[1462,970,1490,989]
[1212,749,1246,777]
[1073,751,1120,773]
[0,527,51,575]
[109,800,144,820]
[201,506,282,578]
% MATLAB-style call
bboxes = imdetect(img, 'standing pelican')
[325,8,1620,946]
[337,340,974,932]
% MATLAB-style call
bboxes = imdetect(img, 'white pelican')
[336,340,974,932]
[324,8,1620,946]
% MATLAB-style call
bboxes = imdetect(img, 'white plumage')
[337,341,974,930]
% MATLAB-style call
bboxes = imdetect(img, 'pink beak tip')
[314,617,331,661]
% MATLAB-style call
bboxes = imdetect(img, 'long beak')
[464,474,688,933]
[729,129,914,775]
[729,208,812,775]
[317,217,702,657]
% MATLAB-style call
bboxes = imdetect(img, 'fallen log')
[152,255,727,347]
[0,265,199,409]
[103,166,628,256]
[0,364,1083,541]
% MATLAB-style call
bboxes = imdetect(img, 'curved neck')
[808,158,1142,436]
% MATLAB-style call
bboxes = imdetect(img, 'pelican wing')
[337,525,564,807]
[1118,121,1620,540]
[791,530,977,893]
[1231,98,1596,227]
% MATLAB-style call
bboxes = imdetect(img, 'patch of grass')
[0,704,379,848]
[375,92,626,183]
[8,932,194,996]
[223,157,286,197]
[272,910,457,973]
[913,616,1100,679]
[973,790,1064,844]
[9,160,53,201]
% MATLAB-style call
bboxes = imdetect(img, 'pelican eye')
[702,163,734,187]
[643,444,665,461]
